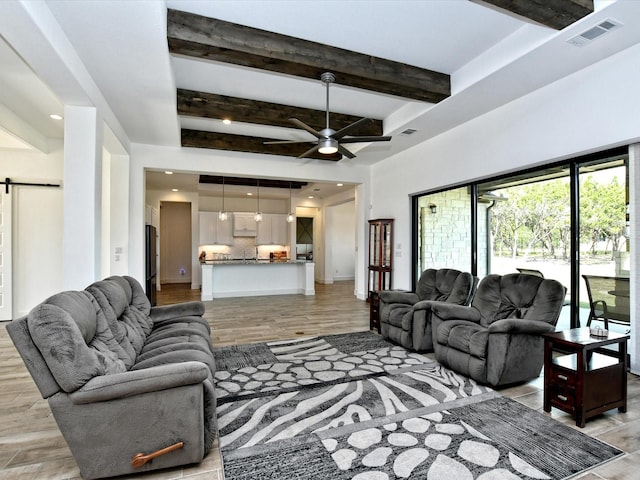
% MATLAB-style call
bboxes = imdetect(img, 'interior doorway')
[159,201,192,284]
[296,216,313,260]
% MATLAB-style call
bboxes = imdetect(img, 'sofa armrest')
[413,300,442,312]
[150,301,205,322]
[431,303,481,322]
[69,361,210,404]
[378,291,418,305]
[488,319,555,335]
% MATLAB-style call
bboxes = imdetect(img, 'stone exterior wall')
[418,188,489,277]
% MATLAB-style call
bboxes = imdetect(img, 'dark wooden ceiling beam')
[167,9,450,103]
[479,0,593,30]
[199,175,308,189]
[178,89,383,135]
[181,129,341,161]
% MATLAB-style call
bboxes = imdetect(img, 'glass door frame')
[411,145,629,329]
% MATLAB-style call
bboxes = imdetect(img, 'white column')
[629,143,639,374]
[62,106,102,289]
[323,205,334,284]
[355,183,368,300]
[109,153,130,276]
[303,262,315,295]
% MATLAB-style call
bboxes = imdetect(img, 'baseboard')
[333,275,355,281]
[212,288,306,298]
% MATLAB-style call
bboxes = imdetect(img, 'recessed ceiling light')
[247,192,253,196]
[165,171,173,175]
[337,183,343,186]
[172,188,179,192]
[222,119,232,125]
[49,114,63,120]
[308,196,314,199]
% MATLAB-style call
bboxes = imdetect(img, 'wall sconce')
[429,203,437,214]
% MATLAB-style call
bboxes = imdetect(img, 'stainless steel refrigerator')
[145,224,157,306]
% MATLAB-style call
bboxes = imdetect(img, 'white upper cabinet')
[256,214,288,245]
[233,212,257,236]
[199,212,233,245]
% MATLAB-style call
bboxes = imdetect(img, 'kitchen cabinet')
[233,212,257,236]
[256,214,288,245]
[199,212,233,245]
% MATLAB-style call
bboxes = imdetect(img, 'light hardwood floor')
[1,281,639,479]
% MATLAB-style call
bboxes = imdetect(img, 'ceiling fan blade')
[333,117,374,140]
[298,144,320,159]
[264,139,312,145]
[290,118,323,139]
[338,144,356,159]
[339,135,392,144]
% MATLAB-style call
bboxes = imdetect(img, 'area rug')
[213,332,623,480]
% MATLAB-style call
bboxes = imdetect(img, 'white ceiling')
[2,0,640,197]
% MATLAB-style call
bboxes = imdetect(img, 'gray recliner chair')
[431,273,566,387]
[379,268,475,351]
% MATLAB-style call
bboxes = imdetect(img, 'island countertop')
[201,260,315,299]
[201,259,311,265]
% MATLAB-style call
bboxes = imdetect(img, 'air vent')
[567,18,621,47]
[400,128,417,135]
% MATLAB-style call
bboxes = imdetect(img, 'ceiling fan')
[265,72,391,159]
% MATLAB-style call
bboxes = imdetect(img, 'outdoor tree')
[489,171,625,260]
[579,175,626,257]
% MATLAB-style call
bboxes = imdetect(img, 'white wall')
[328,201,356,281]
[108,153,130,276]
[630,143,639,374]
[130,144,370,290]
[372,42,640,372]
[372,42,640,291]
[0,143,64,316]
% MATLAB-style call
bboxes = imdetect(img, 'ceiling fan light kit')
[264,72,391,160]
[318,138,338,154]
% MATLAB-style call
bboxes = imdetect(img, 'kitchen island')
[200,260,314,300]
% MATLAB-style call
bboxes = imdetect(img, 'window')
[412,147,630,330]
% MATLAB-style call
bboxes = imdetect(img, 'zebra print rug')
[214,332,623,479]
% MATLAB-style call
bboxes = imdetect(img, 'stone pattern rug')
[213,332,623,479]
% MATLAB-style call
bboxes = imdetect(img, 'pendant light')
[286,182,295,223]
[218,176,228,221]
[254,179,262,222]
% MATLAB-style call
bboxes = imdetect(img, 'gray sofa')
[6,275,216,479]
[379,268,475,351]
[432,273,566,387]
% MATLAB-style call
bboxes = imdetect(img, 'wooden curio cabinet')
[368,218,393,299]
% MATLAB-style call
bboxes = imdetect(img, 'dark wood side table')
[542,328,629,427]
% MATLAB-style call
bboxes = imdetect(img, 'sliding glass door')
[578,156,629,332]
[477,167,572,328]
[412,147,630,330]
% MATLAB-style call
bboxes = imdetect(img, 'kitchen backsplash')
[199,236,289,261]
